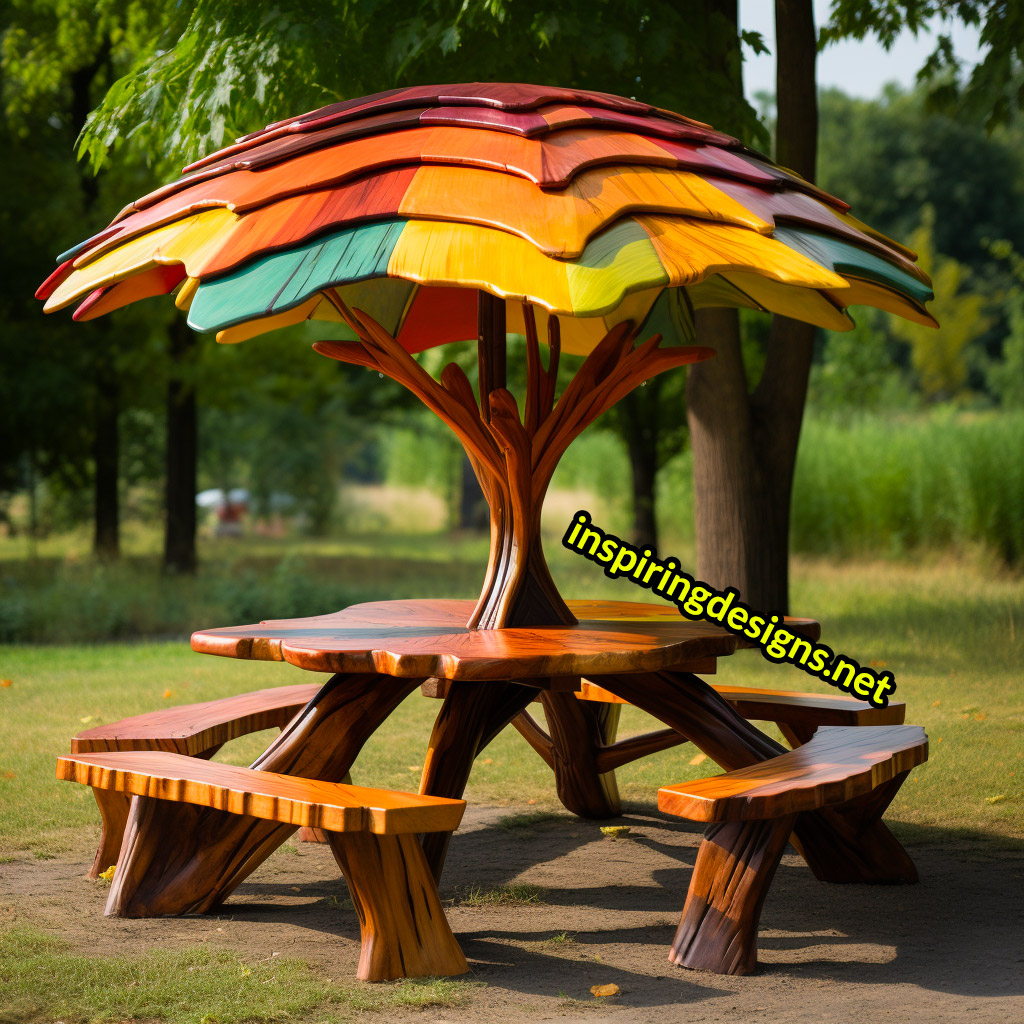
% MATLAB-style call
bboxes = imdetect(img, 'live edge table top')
[191,599,820,682]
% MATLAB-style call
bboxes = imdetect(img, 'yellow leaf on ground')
[407,765,421,772]
[0,679,11,688]
[3,771,16,779]
[600,826,631,838]
[985,795,1007,805]
[688,752,707,766]
[98,865,115,882]
[162,689,173,699]
[527,799,537,805]
[931,700,941,707]
[290,886,301,892]
[80,716,94,724]
[481,758,494,765]
[869,660,887,668]
[591,984,619,997]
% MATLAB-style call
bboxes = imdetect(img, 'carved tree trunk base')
[89,788,131,879]
[106,674,420,917]
[670,813,797,975]
[539,691,622,818]
[419,680,538,880]
[328,831,468,981]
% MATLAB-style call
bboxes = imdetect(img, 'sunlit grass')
[0,926,478,1024]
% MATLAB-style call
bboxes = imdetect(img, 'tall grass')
[791,410,1024,563]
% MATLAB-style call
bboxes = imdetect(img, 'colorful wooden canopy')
[38,82,936,355]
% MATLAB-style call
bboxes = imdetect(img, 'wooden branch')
[510,709,555,769]
[596,727,687,773]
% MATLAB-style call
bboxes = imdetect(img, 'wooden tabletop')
[189,598,790,681]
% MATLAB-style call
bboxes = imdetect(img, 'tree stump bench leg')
[90,789,132,879]
[328,831,468,982]
[670,813,797,975]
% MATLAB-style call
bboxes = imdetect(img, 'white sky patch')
[740,0,985,101]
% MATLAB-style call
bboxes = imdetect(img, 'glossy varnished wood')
[58,749,467,982]
[103,672,420,917]
[659,725,927,975]
[57,750,465,834]
[72,684,322,755]
[657,725,927,822]
[191,598,738,678]
[73,683,323,876]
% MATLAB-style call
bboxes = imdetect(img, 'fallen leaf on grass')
[407,765,421,772]
[688,752,707,766]
[0,679,11,688]
[591,983,619,997]
[931,700,941,707]
[527,799,537,805]
[481,758,494,765]
[79,716,95,725]
[98,865,115,882]
[3,771,16,779]
[869,660,887,668]
[162,689,173,699]
[985,795,1007,805]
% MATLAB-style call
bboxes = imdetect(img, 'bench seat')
[57,750,468,982]
[499,677,906,819]
[73,684,323,877]
[657,725,928,975]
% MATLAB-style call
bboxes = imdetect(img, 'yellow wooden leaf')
[591,983,619,997]
[688,752,708,766]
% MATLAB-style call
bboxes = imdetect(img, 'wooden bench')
[73,684,322,877]
[501,679,906,817]
[56,750,468,982]
[657,724,928,975]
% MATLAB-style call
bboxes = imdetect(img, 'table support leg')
[89,789,131,879]
[106,673,420,917]
[670,813,798,975]
[539,692,622,818]
[597,671,919,884]
[419,681,537,881]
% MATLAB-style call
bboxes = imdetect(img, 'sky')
[739,0,985,102]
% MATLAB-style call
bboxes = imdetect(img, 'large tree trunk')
[163,320,197,574]
[687,0,817,612]
[92,355,120,561]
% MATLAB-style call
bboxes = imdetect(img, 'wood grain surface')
[57,750,465,835]
[657,724,928,822]
[190,598,739,679]
[72,683,322,755]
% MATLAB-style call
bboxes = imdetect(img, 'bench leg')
[89,788,131,879]
[539,692,622,819]
[328,831,468,982]
[106,673,420,917]
[671,813,797,975]
[790,770,918,884]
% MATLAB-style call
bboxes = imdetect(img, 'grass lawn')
[1,543,1021,1021]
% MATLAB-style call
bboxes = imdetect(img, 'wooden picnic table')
[99,597,916,922]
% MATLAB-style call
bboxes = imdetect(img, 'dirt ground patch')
[2,806,1021,1024]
